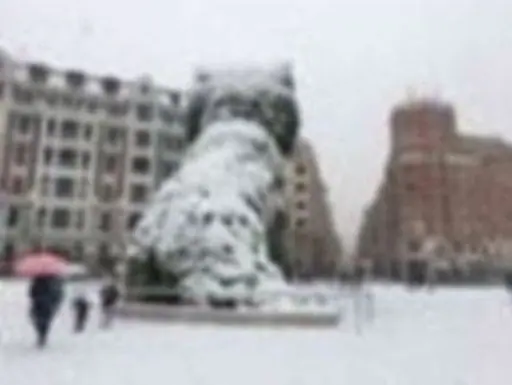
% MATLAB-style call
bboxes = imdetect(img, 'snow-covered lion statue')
[131,63,301,303]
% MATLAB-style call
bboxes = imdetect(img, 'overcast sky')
[1,0,512,251]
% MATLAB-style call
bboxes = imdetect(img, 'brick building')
[358,98,512,276]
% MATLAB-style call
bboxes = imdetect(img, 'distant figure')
[406,260,428,287]
[28,275,63,348]
[504,272,512,293]
[99,279,120,328]
[72,289,91,333]
[350,264,374,333]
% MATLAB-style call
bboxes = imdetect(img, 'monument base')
[118,284,342,328]
[116,302,340,328]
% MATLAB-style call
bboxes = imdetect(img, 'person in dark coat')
[99,280,120,328]
[504,272,512,292]
[72,294,90,333]
[28,275,63,348]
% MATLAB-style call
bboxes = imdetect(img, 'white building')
[0,48,185,266]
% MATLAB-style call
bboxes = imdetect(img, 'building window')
[274,176,285,190]
[107,102,129,117]
[36,207,47,228]
[13,85,34,104]
[128,212,141,230]
[45,93,58,107]
[82,152,90,168]
[130,184,148,203]
[103,184,114,201]
[18,115,31,135]
[135,131,151,147]
[47,119,56,136]
[296,164,307,175]
[295,217,307,228]
[61,95,74,109]
[132,157,150,174]
[84,124,93,140]
[105,155,117,172]
[7,207,19,227]
[136,104,154,122]
[106,127,121,145]
[29,64,48,83]
[11,177,23,194]
[407,239,421,252]
[296,182,306,193]
[99,212,111,232]
[87,99,99,113]
[55,177,74,198]
[58,149,78,168]
[75,98,86,111]
[296,201,307,211]
[43,147,53,165]
[61,119,79,139]
[98,242,110,259]
[51,208,71,229]
[14,145,27,166]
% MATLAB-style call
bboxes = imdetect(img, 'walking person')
[504,271,512,296]
[28,275,63,348]
[99,278,120,328]
[15,250,68,348]
[350,262,374,333]
[72,290,91,333]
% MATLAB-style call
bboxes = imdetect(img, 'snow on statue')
[132,63,301,303]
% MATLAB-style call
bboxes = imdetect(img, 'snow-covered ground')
[2,281,512,385]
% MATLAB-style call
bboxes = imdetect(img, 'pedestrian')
[72,289,90,333]
[504,272,512,294]
[99,278,120,328]
[28,275,63,348]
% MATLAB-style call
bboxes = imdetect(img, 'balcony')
[101,76,121,96]
[65,70,86,89]
[28,63,49,84]
[168,91,181,106]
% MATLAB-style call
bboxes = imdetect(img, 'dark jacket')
[100,284,120,308]
[29,276,63,318]
[505,273,512,289]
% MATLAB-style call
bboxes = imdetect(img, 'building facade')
[358,98,512,275]
[0,49,185,267]
[283,138,343,279]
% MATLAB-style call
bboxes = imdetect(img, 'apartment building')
[358,97,512,274]
[0,49,185,266]
[283,138,343,279]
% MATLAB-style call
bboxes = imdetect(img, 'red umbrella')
[14,252,68,277]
